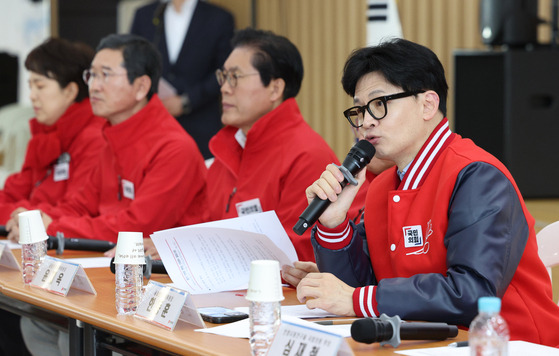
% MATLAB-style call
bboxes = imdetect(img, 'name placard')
[135,280,205,331]
[0,242,21,271]
[268,317,353,356]
[31,256,96,296]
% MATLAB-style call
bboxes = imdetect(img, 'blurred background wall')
[2,0,556,159]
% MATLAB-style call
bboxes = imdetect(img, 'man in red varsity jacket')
[293,39,559,347]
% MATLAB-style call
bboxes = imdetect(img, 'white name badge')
[235,198,263,216]
[135,280,205,331]
[0,242,21,271]
[53,162,70,182]
[122,179,135,200]
[31,256,97,296]
[268,317,353,356]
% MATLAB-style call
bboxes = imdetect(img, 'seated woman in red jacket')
[0,38,106,225]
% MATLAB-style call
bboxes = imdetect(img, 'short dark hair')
[25,37,94,102]
[231,28,303,100]
[341,39,449,116]
[96,34,162,100]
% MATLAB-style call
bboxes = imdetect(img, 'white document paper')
[195,315,352,339]
[3,241,22,250]
[64,257,111,269]
[151,211,298,294]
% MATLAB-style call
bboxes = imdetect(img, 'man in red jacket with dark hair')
[295,39,559,347]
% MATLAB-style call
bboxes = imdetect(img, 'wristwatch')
[181,94,191,115]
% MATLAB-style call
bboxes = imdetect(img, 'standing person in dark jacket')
[130,0,234,159]
[294,38,559,347]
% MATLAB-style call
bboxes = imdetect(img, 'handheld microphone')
[109,256,167,280]
[351,314,459,348]
[293,140,375,235]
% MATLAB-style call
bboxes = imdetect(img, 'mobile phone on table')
[198,306,249,324]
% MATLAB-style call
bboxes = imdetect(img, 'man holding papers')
[207,28,365,263]
[295,39,559,347]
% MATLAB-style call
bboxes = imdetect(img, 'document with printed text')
[151,211,298,294]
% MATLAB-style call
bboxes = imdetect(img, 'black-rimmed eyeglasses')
[343,90,425,128]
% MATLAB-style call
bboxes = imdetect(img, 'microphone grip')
[46,235,58,250]
[400,322,459,340]
[293,180,349,236]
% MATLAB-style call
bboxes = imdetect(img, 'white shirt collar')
[164,0,197,64]
[397,161,411,181]
[235,129,247,149]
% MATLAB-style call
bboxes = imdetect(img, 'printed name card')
[135,280,205,331]
[0,242,21,271]
[268,317,353,356]
[31,256,96,296]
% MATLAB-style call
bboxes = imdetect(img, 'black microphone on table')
[47,233,115,255]
[293,140,376,235]
[0,226,114,255]
[109,256,167,280]
[350,314,459,348]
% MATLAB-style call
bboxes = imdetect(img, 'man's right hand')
[304,164,366,228]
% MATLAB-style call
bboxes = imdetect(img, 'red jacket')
[313,119,559,346]
[43,95,208,242]
[207,98,364,262]
[0,99,105,224]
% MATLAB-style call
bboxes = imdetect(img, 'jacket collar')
[209,98,303,175]
[29,98,97,151]
[399,117,456,191]
[102,95,166,151]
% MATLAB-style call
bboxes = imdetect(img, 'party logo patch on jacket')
[405,220,433,256]
[403,225,423,248]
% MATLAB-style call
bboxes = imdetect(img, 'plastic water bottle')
[246,260,284,356]
[469,296,509,356]
[115,263,143,315]
[21,240,47,285]
[249,300,281,356]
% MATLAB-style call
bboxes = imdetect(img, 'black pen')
[448,341,469,347]
[313,319,359,325]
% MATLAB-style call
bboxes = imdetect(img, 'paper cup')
[114,231,145,265]
[18,210,48,244]
[246,260,284,302]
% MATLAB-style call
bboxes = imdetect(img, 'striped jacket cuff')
[315,217,352,250]
[353,286,378,318]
